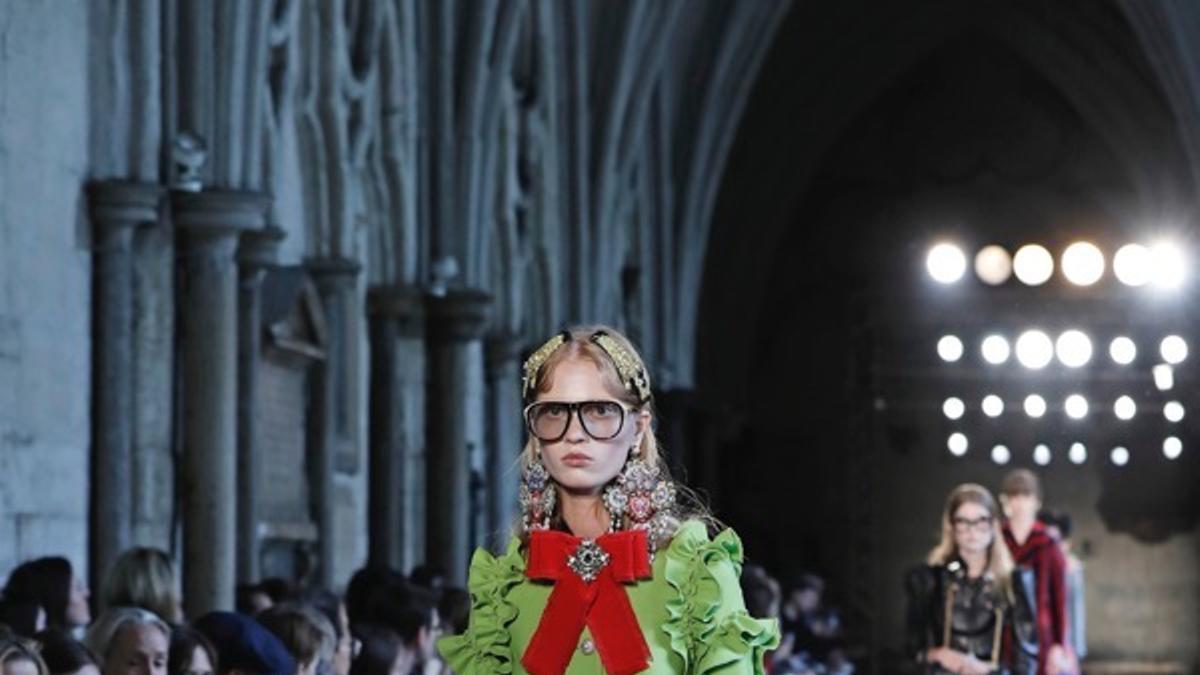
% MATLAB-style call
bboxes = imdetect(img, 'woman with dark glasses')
[439,325,778,674]
[905,484,1038,675]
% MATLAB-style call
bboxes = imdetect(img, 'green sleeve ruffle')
[662,521,781,674]
[437,540,526,674]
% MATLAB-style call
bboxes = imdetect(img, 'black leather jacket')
[905,560,1038,675]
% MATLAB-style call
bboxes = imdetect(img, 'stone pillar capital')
[237,225,286,271]
[88,180,164,236]
[367,285,425,337]
[306,257,363,293]
[427,289,492,342]
[171,189,271,239]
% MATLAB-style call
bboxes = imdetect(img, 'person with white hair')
[84,608,169,675]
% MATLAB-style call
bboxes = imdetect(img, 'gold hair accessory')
[522,332,568,400]
[591,332,652,403]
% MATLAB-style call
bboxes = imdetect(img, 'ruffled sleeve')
[437,539,526,674]
[662,521,781,674]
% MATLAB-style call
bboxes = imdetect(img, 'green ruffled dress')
[437,520,780,674]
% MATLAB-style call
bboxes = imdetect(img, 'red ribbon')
[521,529,653,675]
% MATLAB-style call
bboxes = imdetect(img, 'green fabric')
[438,521,779,674]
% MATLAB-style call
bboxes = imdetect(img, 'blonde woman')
[101,549,183,624]
[906,484,1037,675]
[438,326,778,674]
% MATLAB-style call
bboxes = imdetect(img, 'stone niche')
[255,266,326,583]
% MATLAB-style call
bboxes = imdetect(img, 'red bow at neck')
[521,529,653,675]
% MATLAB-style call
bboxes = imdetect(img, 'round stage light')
[981,335,1010,365]
[1069,443,1088,464]
[982,395,1004,418]
[1149,242,1185,289]
[1164,401,1185,423]
[928,244,967,284]
[1055,330,1093,368]
[1015,330,1053,369]
[1061,242,1105,286]
[1160,335,1188,364]
[948,433,969,456]
[1013,245,1054,286]
[1164,436,1183,460]
[943,397,965,420]
[1024,395,1047,418]
[1114,244,1151,286]
[1033,444,1052,466]
[1114,396,1136,421]
[1110,446,1130,466]
[937,335,964,362]
[1153,364,1174,391]
[974,245,1012,285]
[1065,394,1089,419]
[991,445,1011,465]
[1109,337,1136,365]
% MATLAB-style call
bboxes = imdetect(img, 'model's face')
[183,646,212,675]
[533,358,648,495]
[952,501,994,555]
[65,574,91,626]
[104,624,168,675]
[1001,493,1040,522]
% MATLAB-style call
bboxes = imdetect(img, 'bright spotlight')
[927,244,967,283]
[1160,335,1188,364]
[948,433,969,456]
[1109,337,1136,365]
[1055,330,1093,368]
[981,335,1011,365]
[1114,395,1136,421]
[1033,444,1052,466]
[975,245,1013,285]
[1110,446,1130,466]
[991,445,1011,465]
[1013,245,1054,286]
[982,395,1004,418]
[943,397,966,420]
[1164,401,1185,423]
[1153,364,1174,391]
[1024,395,1047,418]
[937,335,964,362]
[1015,330,1053,369]
[1149,242,1185,288]
[1069,442,1088,464]
[1065,394,1089,419]
[1114,244,1152,286]
[1163,436,1182,460]
[1061,242,1105,286]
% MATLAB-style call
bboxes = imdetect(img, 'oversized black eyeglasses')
[524,400,634,442]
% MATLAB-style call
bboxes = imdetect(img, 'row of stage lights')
[937,333,1187,371]
[942,395,1185,422]
[946,434,1183,466]
[926,241,1186,288]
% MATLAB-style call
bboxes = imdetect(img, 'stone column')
[88,181,163,591]
[426,289,492,584]
[306,257,361,588]
[366,286,426,570]
[172,189,269,617]
[235,226,285,583]
[484,334,524,552]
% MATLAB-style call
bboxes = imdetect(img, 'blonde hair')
[102,548,181,622]
[927,484,1014,597]
[257,603,336,668]
[518,325,710,545]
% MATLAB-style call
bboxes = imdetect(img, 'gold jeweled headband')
[521,330,652,403]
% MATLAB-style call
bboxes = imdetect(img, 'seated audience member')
[433,589,468,638]
[4,559,91,631]
[297,591,352,675]
[83,608,169,675]
[347,625,410,675]
[367,585,439,675]
[0,600,45,638]
[257,605,334,675]
[34,628,98,675]
[0,630,49,675]
[193,612,294,675]
[343,570,402,630]
[102,550,183,624]
[166,626,216,675]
